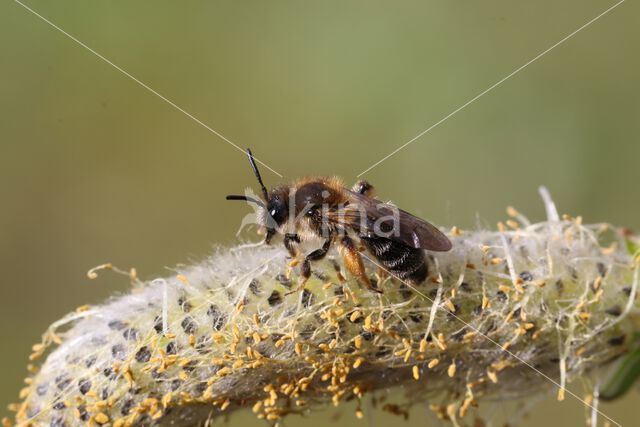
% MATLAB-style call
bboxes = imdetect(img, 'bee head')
[226,149,287,243]
[265,187,289,228]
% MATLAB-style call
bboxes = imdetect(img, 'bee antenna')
[226,194,265,208]
[246,148,269,201]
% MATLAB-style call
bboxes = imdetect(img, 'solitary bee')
[226,149,452,292]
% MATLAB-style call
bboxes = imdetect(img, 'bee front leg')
[287,238,332,295]
[283,233,301,257]
[340,236,382,293]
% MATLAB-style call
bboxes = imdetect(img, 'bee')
[226,149,452,292]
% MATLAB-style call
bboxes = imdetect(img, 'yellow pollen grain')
[176,274,189,285]
[364,315,372,330]
[450,226,463,236]
[412,365,420,380]
[252,332,261,344]
[428,358,439,369]
[557,387,566,401]
[349,310,362,322]
[506,219,519,230]
[447,361,456,378]
[444,299,456,312]
[354,335,362,349]
[94,413,109,425]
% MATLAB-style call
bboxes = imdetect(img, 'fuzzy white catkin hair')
[10,198,640,427]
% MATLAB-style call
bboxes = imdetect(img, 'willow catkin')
[10,203,640,427]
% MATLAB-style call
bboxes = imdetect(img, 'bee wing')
[327,190,452,251]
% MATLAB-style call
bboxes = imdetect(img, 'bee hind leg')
[340,236,382,293]
[286,238,331,295]
[352,180,375,197]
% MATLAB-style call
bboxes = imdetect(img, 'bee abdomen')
[360,236,428,284]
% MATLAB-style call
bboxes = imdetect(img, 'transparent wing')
[326,190,452,251]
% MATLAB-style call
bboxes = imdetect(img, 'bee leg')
[351,180,375,197]
[340,236,382,293]
[286,238,332,295]
[283,233,301,257]
[264,229,276,245]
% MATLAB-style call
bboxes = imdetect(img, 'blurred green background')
[1,0,639,425]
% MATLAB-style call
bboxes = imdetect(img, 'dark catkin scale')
[496,291,507,303]
[398,284,412,300]
[608,335,626,346]
[50,417,66,427]
[267,290,283,307]
[361,330,374,341]
[519,271,533,282]
[36,383,48,396]
[314,270,330,281]
[178,296,193,312]
[166,341,177,355]
[451,329,466,341]
[555,279,565,295]
[153,315,163,333]
[459,282,472,292]
[568,266,579,280]
[107,320,127,330]
[275,274,292,288]
[77,378,91,395]
[409,312,423,323]
[122,327,139,341]
[55,376,70,391]
[77,405,89,421]
[120,399,134,416]
[375,348,392,358]
[111,344,126,361]
[84,355,97,368]
[207,305,227,331]
[181,316,197,334]
[605,305,622,316]
[597,262,607,277]
[249,279,262,295]
[170,379,182,391]
[52,402,66,410]
[135,346,152,363]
